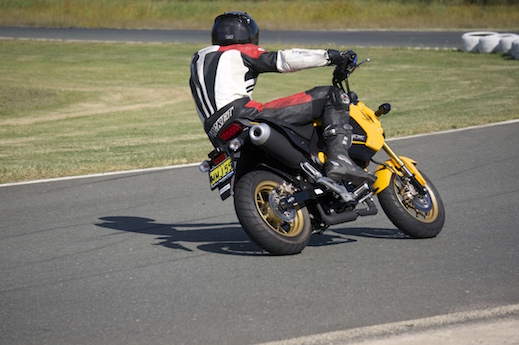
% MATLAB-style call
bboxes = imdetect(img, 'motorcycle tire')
[378,169,445,238]
[234,170,312,255]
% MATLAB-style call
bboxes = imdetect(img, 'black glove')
[327,49,342,65]
[328,49,357,70]
[343,50,357,69]
[331,50,357,84]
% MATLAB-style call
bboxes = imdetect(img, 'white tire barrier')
[461,31,498,53]
[478,33,501,53]
[461,31,519,59]
[512,41,519,60]
[497,33,519,54]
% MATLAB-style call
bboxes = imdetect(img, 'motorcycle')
[199,53,445,255]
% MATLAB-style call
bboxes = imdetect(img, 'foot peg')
[301,162,355,203]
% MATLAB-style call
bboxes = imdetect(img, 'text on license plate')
[209,157,234,189]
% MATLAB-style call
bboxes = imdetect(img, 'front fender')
[372,156,426,194]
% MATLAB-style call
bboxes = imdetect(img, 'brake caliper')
[269,182,298,223]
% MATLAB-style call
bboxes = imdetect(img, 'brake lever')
[356,58,371,67]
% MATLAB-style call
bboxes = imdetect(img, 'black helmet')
[211,11,259,46]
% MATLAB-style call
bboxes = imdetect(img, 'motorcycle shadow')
[96,216,406,256]
[96,216,259,256]
[332,227,410,239]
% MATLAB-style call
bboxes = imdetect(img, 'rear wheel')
[378,170,445,238]
[234,170,311,255]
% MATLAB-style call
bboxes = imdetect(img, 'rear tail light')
[212,152,227,166]
[219,122,243,141]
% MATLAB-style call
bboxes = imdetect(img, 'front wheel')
[378,169,445,238]
[234,170,312,255]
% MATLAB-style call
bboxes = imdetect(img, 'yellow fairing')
[349,102,385,151]
[373,156,427,194]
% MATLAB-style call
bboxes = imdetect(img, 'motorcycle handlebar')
[332,55,370,87]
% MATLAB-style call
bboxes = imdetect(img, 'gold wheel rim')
[254,179,304,237]
[394,178,439,223]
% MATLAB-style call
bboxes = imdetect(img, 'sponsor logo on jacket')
[209,106,234,139]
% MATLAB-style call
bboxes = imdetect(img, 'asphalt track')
[1,121,519,344]
[0,27,473,48]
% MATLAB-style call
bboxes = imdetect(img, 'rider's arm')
[275,48,340,72]
[245,46,343,74]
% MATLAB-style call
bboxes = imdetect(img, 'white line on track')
[1,119,518,188]
[255,304,519,345]
[0,163,200,188]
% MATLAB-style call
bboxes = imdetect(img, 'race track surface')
[2,122,518,344]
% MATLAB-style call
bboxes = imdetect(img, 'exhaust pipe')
[249,123,304,169]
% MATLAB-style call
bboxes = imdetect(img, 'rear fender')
[373,156,426,194]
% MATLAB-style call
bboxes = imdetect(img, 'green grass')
[1,39,518,183]
[0,0,518,30]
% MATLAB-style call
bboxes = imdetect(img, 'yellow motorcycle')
[200,55,445,255]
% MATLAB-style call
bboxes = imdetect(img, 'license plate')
[209,156,234,190]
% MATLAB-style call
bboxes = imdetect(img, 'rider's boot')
[322,91,376,185]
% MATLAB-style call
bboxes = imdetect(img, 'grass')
[1,39,518,183]
[0,40,205,182]
[0,0,518,30]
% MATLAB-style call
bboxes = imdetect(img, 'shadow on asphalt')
[95,216,407,256]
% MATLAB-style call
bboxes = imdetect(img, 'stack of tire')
[461,32,519,59]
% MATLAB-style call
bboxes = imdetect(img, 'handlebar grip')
[346,50,357,62]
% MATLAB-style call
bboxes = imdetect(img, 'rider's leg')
[244,86,375,185]
[322,87,376,185]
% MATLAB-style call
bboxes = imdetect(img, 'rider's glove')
[327,49,357,70]
[341,50,358,71]
[327,50,342,65]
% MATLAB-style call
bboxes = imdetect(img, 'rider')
[189,11,375,185]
